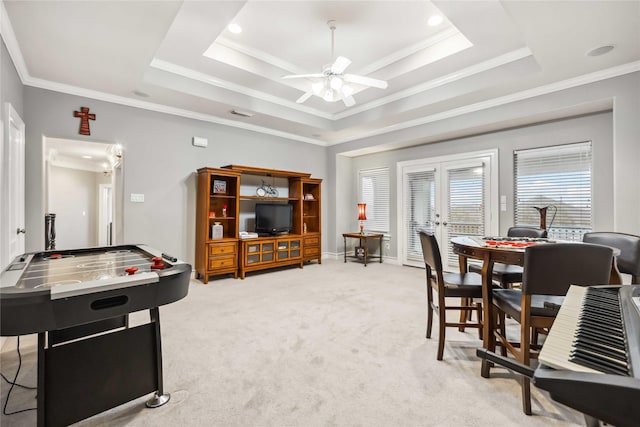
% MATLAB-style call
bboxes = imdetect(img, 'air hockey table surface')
[1,244,191,336]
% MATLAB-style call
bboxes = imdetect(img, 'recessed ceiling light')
[132,90,149,98]
[82,155,92,159]
[587,45,615,57]
[228,23,242,34]
[427,15,443,27]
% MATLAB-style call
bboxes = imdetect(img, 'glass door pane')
[405,169,436,264]
[442,163,486,270]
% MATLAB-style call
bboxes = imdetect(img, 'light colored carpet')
[1,259,583,426]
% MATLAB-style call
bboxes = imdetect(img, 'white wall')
[48,166,104,249]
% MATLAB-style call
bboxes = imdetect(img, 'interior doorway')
[44,137,122,249]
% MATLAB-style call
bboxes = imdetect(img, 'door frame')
[98,183,113,245]
[1,103,26,270]
[396,149,499,269]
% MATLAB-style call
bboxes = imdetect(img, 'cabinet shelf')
[239,195,297,202]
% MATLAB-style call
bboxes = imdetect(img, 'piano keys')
[535,285,640,427]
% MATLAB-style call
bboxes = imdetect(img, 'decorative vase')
[211,222,223,239]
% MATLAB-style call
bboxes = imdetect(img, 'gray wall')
[326,72,640,258]
[1,38,23,117]
[23,87,327,265]
[339,112,613,260]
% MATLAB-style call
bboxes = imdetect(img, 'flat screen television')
[255,203,293,235]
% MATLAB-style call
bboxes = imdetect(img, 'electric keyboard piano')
[535,285,640,427]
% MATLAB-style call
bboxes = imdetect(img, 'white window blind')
[514,142,592,241]
[405,169,436,262]
[446,165,485,266]
[359,168,390,233]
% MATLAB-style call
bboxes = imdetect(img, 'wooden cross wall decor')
[73,107,96,135]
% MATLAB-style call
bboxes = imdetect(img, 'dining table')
[450,235,622,378]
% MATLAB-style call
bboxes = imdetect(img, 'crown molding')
[328,60,640,145]
[333,47,533,120]
[150,59,334,120]
[212,37,309,76]
[0,1,28,83]
[357,27,462,76]
[21,75,326,146]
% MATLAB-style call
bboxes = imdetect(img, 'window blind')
[514,142,592,241]
[359,168,390,233]
[446,165,485,266]
[405,169,436,262]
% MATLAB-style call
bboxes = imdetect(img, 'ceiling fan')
[282,20,388,107]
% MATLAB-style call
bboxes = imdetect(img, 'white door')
[399,151,497,271]
[2,103,26,267]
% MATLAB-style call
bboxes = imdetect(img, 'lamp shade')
[357,203,367,221]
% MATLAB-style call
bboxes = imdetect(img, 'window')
[514,142,592,241]
[358,168,390,233]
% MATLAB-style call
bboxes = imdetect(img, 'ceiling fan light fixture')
[330,76,343,90]
[312,81,325,95]
[282,19,387,107]
[341,85,354,97]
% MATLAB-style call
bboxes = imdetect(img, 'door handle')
[435,221,440,226]
[16,228,26,234]
[442,222,448,226]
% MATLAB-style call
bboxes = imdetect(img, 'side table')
[342,232,383,266]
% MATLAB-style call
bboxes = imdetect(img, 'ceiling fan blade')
[282,73,324,80]
[343,74,388,89]
[342,95,355,107]
[296,91,314,104]
[331,56,351,74]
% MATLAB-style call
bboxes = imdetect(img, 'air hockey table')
[0,244,191,427]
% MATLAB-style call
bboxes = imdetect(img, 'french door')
[399,151,497,271]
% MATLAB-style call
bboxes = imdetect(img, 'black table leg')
[343,236,347,263]
[37,333,45,427]
[362,238,368,266]
[145,307,170,408]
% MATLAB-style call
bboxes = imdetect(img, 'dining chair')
[418,230,485,360]
[489,242,613,415]
[469,226,548,288]
[582,231,640,283]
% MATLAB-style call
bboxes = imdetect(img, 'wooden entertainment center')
[195,165,322,283]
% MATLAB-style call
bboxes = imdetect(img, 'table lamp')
[358,203,367,234]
